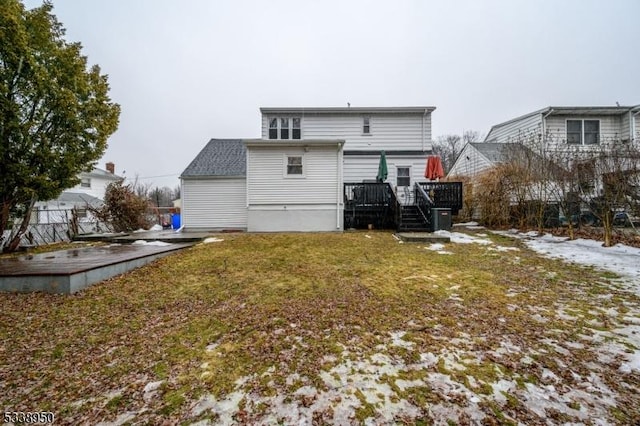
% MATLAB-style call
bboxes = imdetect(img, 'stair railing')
[414,183,434,227]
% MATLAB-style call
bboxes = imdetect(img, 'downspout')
[632,106,640,143]
[180,177,184,229]
[245,144,250,210]
[422,108,428,152]
[541,108,554,146]
[336,142,342,229]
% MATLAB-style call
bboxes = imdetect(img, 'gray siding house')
[448,143,507,178]
[181,106,436,232]
[449,105,640,178]
[485,105,640,147]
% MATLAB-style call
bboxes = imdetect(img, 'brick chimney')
[106,162,115,174]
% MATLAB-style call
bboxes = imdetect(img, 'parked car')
[613,211,640,227]
[559,211,601,227]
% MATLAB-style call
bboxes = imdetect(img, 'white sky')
[23,0,640,189]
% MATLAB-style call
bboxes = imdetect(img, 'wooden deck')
[0,243,193,294]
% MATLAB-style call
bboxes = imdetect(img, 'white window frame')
[268,118,278,139]
[362,116,371,135]
[284,154,305,178]
[292,117,301,140]
[268,116,302,140]
[80,177,91,188]
[566,119,600,145]
[396,166,411,187]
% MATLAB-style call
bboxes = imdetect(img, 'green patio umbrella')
[376,150,388,182]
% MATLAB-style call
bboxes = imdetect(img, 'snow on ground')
[131,240,171,247]
[493,229,640,287]
[424,243,452,255]
[203,237,224,244]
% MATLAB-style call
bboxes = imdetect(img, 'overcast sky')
[24,0,640,189]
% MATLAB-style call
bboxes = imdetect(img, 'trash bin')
[431,208,451,231]
[171,213,181,229]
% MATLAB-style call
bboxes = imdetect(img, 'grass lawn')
[1,229,639,425]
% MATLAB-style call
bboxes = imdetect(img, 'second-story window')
[567,119,600,145]
[281,118,290,139]
[268,117,301,139]
[363,117,371,135]
[292,118,301,139]
[80,177,91,188]
[269,118,278,139]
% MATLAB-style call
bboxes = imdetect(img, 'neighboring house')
[448,143,508,178]
[33,162,122,224]
[181,106,437,232]
[485,105,640,146]
[449,105,640,178]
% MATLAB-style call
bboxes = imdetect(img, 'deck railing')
[344,182,398,229]
[417,182,463,215]
[344,181,463,230]
[344,182,392,206]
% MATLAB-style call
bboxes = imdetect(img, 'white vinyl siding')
[343,155,430,186]
[247,146,340,205]
[485,113,543,144]
[182,178,247,229]
[262,113,431,151]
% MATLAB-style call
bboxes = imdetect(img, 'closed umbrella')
[376,151,388,182]
[425,156,444,181]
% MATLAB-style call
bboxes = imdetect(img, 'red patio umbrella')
[425,156,445,181]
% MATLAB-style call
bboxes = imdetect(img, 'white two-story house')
[181,106,436,232]
[33,162,122,224]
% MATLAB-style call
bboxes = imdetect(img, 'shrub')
[91,181,151,232]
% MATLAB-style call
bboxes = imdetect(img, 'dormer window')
[363,117,371,135]
[292,118,301,139]
[268,117,302,140]
[269,118,278,139]
[281,118,290,139]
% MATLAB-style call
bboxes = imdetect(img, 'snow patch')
[132,240,171,246]
[204,237,224,243]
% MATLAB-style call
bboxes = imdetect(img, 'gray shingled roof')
[470,142,507,163]
[181,139,246,178]
[58,192,103,206]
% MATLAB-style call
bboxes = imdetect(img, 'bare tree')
[463,130,482,144]
[149,187,175,207]
[433,134,462,173]
[578,142,640,246]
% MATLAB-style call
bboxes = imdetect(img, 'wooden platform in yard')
[0,243,193,294]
